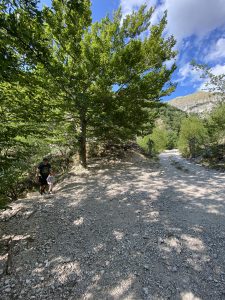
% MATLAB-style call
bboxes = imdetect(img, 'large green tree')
[0,0,87,203]
[39,4,177,167]
[1,1,177,169]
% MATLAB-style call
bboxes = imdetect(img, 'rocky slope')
[168,91,222,115]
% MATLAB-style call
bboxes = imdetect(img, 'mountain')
[168,91,222,115]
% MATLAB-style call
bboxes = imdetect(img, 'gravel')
[0,150,225,299]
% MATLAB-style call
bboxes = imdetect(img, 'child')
[47,172,55,194]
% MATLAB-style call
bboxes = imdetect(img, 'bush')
[137,135,152,153]
[207,103,225,143]
[167,130,178,149]
[178,116,208,158]
[151,127,169,153]
[137,127,169,155]
[0,158,31,206]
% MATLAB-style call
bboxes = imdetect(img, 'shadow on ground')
[0,153,225,300]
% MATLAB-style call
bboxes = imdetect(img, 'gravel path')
[0,150,225,300]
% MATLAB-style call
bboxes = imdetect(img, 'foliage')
[156,104,186,148]
[137,103,186,153]
[137,126,169,155]
[0,138,51,205]
[192,63,225,99]
[207,103,225,143]
[0,0,90,205]
[189,62,225,165]
[40,4,176,166]
[178,116,208,158]
[1,1,177,168]
[158,104,186,132]
[0,1,178,206]
[0,77,69,206]
[137,135,152,154]
[151,127,169,153]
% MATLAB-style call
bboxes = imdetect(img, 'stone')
[158,237,164,244]
[143,287,149,294]
[172,267,178,272]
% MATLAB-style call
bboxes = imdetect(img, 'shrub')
[178,116,208,158]
[137,127,169,155]
[151,127,169,153]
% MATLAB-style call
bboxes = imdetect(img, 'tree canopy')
[0,0,177,204]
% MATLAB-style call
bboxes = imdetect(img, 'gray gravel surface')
[0,150,225,300]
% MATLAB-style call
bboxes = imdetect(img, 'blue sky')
[41,0,225,101]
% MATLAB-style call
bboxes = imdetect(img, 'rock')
[172,267,178,272]
[5,279,10,285]
[144,265,150,270]
[26,279,31,284]
[158,237,164,244]
[5,287,11,293]
[143,287,149,294]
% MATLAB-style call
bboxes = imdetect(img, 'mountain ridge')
[168,91,222,114]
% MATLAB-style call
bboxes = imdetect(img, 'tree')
[192,63,225,99]
[1,2,177,169]
[154,104,186,148]
[207,103,225,143]
[178,116,208,158]
[191,62,225,160]
[151,127,169,153]
[40,5,177,167]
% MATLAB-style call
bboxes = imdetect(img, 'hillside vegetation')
[137,97,225,170]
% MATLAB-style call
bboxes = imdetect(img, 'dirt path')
[0,150,225,300]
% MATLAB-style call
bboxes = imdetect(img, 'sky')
[41,0,225,101]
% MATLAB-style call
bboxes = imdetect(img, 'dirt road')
[0,150,225,300]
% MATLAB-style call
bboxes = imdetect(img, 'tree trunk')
[78,117,87,168]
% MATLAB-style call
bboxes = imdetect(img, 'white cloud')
[164,59,176,69]
[120,0,157,16]
[211,64,225,75]
[162,0,225,41]
[119,0,225,92]
[199,64,225,90]
[178,63,203,84]
[120,0,225,42]
[206,38,225,61]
